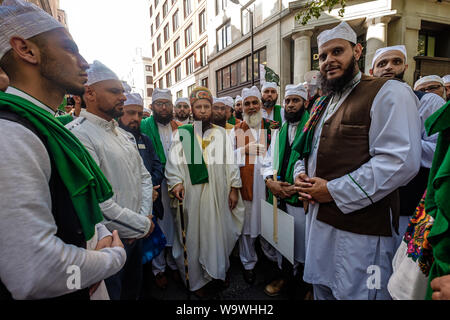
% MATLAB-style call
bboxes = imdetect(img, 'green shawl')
[424,101,450,300]
[268,111,309,205]
[178,124,209,185]
[56,114,74,126]
[0,91,113,241]
[273,105,283,125]
[141,116,167,166]
[228,115,237,126]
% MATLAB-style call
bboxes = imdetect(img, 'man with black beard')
[69,61,155,300]
[234,95,244,120]
[261,82,285,124]
[370,45,446,249]
[212,96,235,130]
[140,88,182,290]
[293,22,421,300]
[262,84,311,298]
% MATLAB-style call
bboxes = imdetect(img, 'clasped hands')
[294,173,333,204]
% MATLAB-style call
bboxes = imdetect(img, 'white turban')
[317,21,357,48]
[0,0,64,59]
[235,95,242,104]
[261,82,278,93]
[443,75,450,85]
[414,75,444,91]
[175,97,190,106]
[371,45,407,69]
[124,92,143,107]
[242,86,261,102]
[285,84,308,101]
[152,88,172,103]
[86,60,119,86]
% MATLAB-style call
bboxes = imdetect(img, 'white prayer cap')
[285,84,308,101]
[235,95,242,104]
[222,96,234,108]
[152,87,172,103]
[122,81,132,93]
[304,70,321,86]
[242,86,262,102]
[261,82,278,92]
[414,75,444,90]
[143,108,151,113]
[86,60,119,86]
[175,97,190,106]
[317,21,357,48]
[124,92,143,107]
[212,97,221,105]
[443,75,450,85]
[0,0,64,59]
[371,45,407,69]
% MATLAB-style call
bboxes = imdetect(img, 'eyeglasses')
[154,101,173,108]
[175,104,190,109]
[418,84,443,93]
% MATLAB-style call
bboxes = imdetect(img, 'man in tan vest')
[293,21,422,300]
[229,86,280,284]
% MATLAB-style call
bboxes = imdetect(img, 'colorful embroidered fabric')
[403,192,434,276]
[189,86,213,106]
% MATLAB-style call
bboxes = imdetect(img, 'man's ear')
[369,69,374,76]
[83,85,96,102]
[9,37,40,65]
[404,64,409,72]
[353,43,363,61]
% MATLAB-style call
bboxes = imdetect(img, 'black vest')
[0,111,90,300]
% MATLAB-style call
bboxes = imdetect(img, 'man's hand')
[243,143,265,157]
[143,215,155,238]
[296,176,333,204]
[431,275,450,300]
[266,180,292,199]
[95,235,112,251]
[152,185,160,202]
[229,187,239,211]
[294,173,315,204]
[172,183,185,201]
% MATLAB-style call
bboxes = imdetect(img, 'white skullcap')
[175,97,190,106]
[443,75,450,84]
[242,86,262,102]
[0,0,64,59]
[317,21,357,48]
[304,70,321,86]
[86,60,119,86]
[213,97,233,108]
[414,75,444,91]
[371,45,407,69]
[122,81,132,93]
[285,84,308,101]
[235,95,242,104]
[124,92,143,107]
[152,88,172,102]
[261,82,278,92]
[143,108,151,113]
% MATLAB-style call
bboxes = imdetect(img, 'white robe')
[165,125,245,291]
[293,73,422,299]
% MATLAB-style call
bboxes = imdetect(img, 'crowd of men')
[1,0,450,301]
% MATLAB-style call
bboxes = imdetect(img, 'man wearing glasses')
[414,75,447,101]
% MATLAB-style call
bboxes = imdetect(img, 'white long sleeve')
[139,157,153,217]
[0,121,126,300]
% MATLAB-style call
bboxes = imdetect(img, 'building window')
[149,5,153,18]
[152,43,155,57]
[163,0,168,17]
[175,64,182,82]
[154,0,159,8]
[200,43,207,67]
[151,24,154,37]
[172,10,179,32]
[186,55,194,75]
[146,65,152,72]
[166,72,172,87]
[215,0,227,16]
[157,35,161,51]
[146,76,153,84]
[199,10,206,35]
[201,77,208,88]
[176,90,183,98]
[174,37,181,57]
[164,24,170,42]
[153,63,156,75]
[165,48,171,64]
[217,22,231,52]
[187,83,196,96]
[184,0,192,18]
[185,24,193,47]
[156,13,160,29]
[159,78,164,88]
[147,88,153,97]
[158,57,163,72]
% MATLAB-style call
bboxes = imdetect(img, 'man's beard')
[285,108,305,124]
[176,112,190,121]
[104,105,124,119]
[244,110,263,129]
[153,110,173,125]
[235,110,243,120]
[320,57,357,95]
[193,113,212,130]
[262,98,276,110]
[118,119,140,137]
[212,114,227,128]
[393,71,405,81]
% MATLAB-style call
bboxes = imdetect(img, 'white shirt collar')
[5,86,56,116]
[80,109,117,131]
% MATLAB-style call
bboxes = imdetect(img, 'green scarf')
[268,111,309,205]
[141,116,167,166]
[424,101,450,300]
[178,124,209,185]
[228,115,236,126]
[0,91,113,241]
[56,114,74,126]
[273,105,283,125]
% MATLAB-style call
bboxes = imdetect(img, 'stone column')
[293,31,313,84]
[403,16,421,86]
[365,17,391,73]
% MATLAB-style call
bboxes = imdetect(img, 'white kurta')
[165,125,245,291]
[262,121,306,264]
[68,110,153,239]
[293,73,422,300]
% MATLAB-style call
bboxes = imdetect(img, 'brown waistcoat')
[315,74,400,237]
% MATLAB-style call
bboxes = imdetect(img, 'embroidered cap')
[317,21,357,48]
